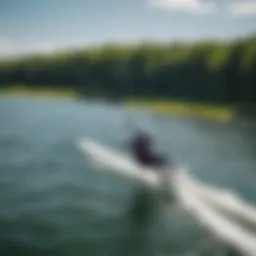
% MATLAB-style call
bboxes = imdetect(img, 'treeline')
[0,36,255,102]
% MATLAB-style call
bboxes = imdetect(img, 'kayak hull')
[77,139,178,202]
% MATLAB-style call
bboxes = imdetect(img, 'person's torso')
[132,135,152,158]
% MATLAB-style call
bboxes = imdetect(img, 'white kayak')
[77,139,180,201]
[76,139,256,255]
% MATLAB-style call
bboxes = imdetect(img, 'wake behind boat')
[76,139,256,256]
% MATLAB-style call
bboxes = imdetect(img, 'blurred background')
[0,0,255,255]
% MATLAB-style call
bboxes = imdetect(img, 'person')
[130,130,168,168]
[129,130,174,233]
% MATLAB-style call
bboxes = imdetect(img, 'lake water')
[0,97,256,256]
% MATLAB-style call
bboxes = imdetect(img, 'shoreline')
[0,88,77,100]
[1,88,255,122]
[125,100,234,122]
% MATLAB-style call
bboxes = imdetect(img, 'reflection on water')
[0,97,255,255]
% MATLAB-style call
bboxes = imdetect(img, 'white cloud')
[0,38,61,59]
[229,1,256,16]
[149,0,217,14]
[149,0,256,17]
[0,37,18,58]
[31,42,59,55]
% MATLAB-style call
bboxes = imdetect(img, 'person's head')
[136,130,152,145]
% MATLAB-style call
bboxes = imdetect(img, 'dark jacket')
[131,133,166,167]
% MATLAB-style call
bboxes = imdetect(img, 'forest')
[0,36,255,104]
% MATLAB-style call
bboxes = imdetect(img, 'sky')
[0,0,255,57]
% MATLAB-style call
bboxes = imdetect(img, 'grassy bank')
[1,86,253,122]
[0,86,77,100]
[125,100,234,122]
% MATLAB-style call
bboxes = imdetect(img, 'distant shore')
[1,87,255,122]
[125,100,234,122]
[0,87,77,100]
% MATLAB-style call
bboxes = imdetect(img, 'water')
[0,97,256,256]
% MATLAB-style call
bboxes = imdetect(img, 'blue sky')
[0,0,255,57]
